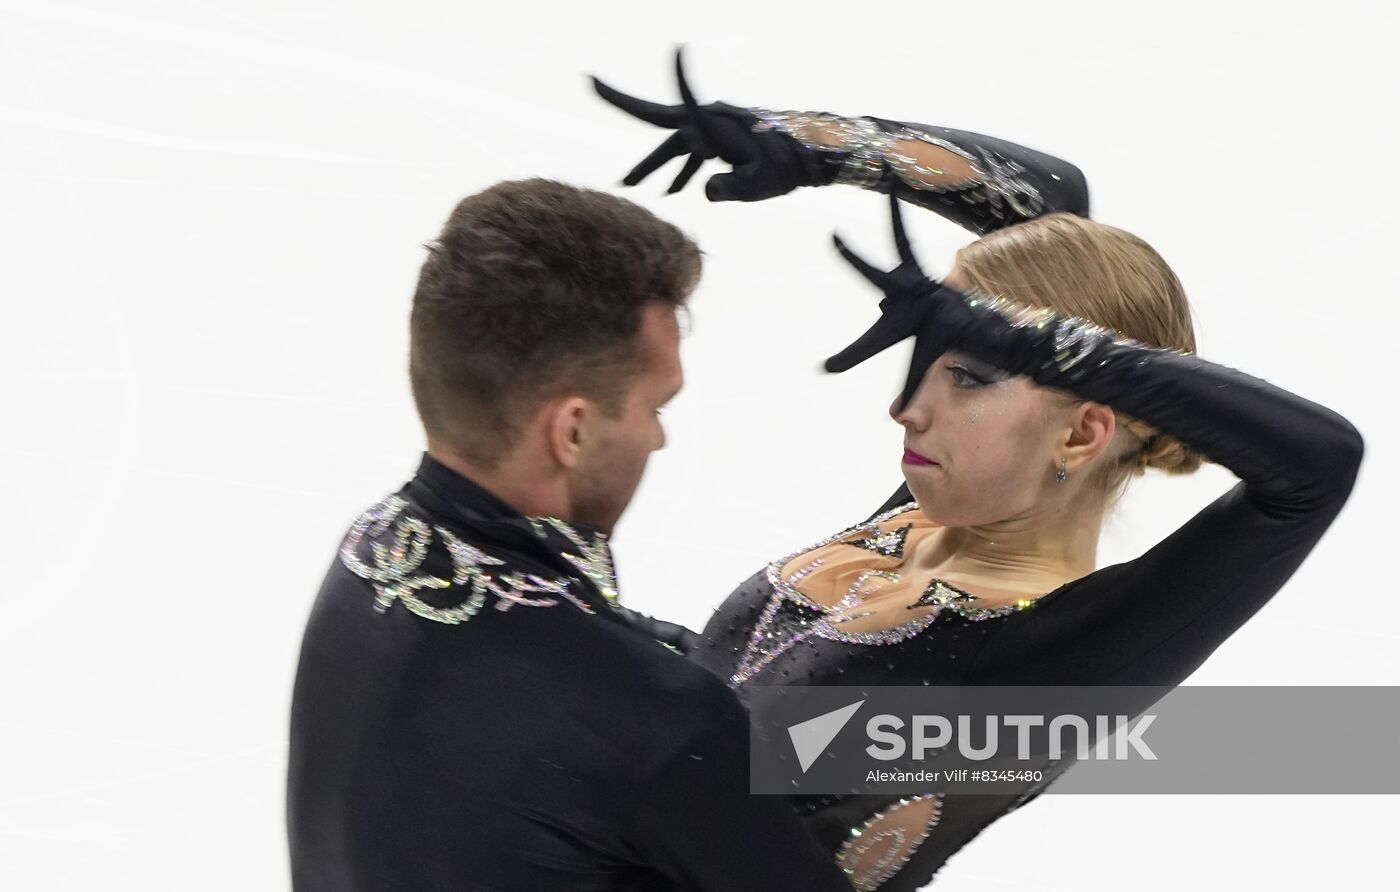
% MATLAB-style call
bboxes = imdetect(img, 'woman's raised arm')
[832,196,1365,684]
[593,49,1089,234]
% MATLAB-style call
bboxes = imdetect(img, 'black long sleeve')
[967,316,1363,683]
[865,117,1090,235]
[596,57,1088,234]
[810,299,1367,889]
[687,299,1364,888]
[794,330,1366,889]
[888,286,1365,684]
[748,108,1090,234]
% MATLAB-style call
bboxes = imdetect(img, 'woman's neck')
[907,501,1104,597]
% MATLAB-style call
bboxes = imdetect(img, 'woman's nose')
[891,402,920,430]
[893,392,937,432]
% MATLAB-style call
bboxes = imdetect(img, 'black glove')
[592,49,834,201]
[828,193,1127,411]
[613,604,702,654]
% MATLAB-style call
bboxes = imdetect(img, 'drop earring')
[1055,458,1068,483]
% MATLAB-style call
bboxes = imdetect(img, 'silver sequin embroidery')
[842,523,912,560]
[339,495,597,625]
[962,288,1193,377]
[529,515,620,607]
[750,109,1045,221]
[728,503,1041,686]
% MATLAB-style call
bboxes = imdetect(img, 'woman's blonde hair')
[953,213,1205,492]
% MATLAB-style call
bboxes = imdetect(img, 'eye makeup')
[946,357,1010,389]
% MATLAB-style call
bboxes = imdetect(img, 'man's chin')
[569,502,624,537]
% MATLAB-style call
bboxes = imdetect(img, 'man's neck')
[426,443,567,521]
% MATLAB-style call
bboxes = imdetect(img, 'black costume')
[287,454,853,891]
[596,56,1366,889]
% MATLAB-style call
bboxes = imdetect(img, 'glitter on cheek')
[965,380,1015,425]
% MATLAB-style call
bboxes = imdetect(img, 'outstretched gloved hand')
[592,49,832,201]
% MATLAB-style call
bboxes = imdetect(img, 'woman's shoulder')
[775,500,927,580]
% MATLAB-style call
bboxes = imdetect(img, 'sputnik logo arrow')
[787,699,865,773]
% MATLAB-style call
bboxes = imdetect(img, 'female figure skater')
[593,57,1364,889]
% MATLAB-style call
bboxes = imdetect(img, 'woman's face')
[892,266,1073,527]
[892,352,1069,527]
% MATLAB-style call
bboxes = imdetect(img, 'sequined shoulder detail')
[730,504,926,685]
[836,794,943,891]
[526,515,619,607]
[841,522,912,559]
[338,494,598,625]
[728,501,1052,680]
[727,503,1042,684]
[763,501,925,623]
[909,577,1042,621]
[771,501,921,602]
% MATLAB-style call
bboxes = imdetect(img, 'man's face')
[569,302,683,534]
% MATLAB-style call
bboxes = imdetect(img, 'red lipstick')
[903,447,938,467]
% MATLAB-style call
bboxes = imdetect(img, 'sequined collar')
[397,452,620,612]
[767,502,1042,635]
[728,505,1072,686]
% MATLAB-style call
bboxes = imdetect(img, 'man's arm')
[613,604,701,654]
[625,677,853,890]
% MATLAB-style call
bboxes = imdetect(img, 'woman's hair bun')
[1136,433,1204,475]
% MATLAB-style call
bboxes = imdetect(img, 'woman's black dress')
[687,294,1363,889]
[599,95,1363,888]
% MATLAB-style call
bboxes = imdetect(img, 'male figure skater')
[287,178,850,891]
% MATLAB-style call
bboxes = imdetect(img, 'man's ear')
[544,395,589,469]
[1063,400,1116,474]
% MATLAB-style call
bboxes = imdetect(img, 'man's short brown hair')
[409,178,701,468]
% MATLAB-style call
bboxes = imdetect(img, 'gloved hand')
[825,192,960,412]
[827,193,1120,412]
[594,50,1090,235]
[592,49,833,201]
[613,604,702,654]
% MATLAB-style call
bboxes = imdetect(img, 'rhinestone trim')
[836,793,944,891]
[749,109,1046,221]
[528,515,620,606]
[841,522,912,560]
[727,504,1042,686]
[339,495,597,625]
[961,287,1193,378]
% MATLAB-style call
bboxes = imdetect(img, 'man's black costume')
[288,453,851,891]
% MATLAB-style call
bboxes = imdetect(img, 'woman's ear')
[1063,400,1117,473]
[544,396,588,469]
